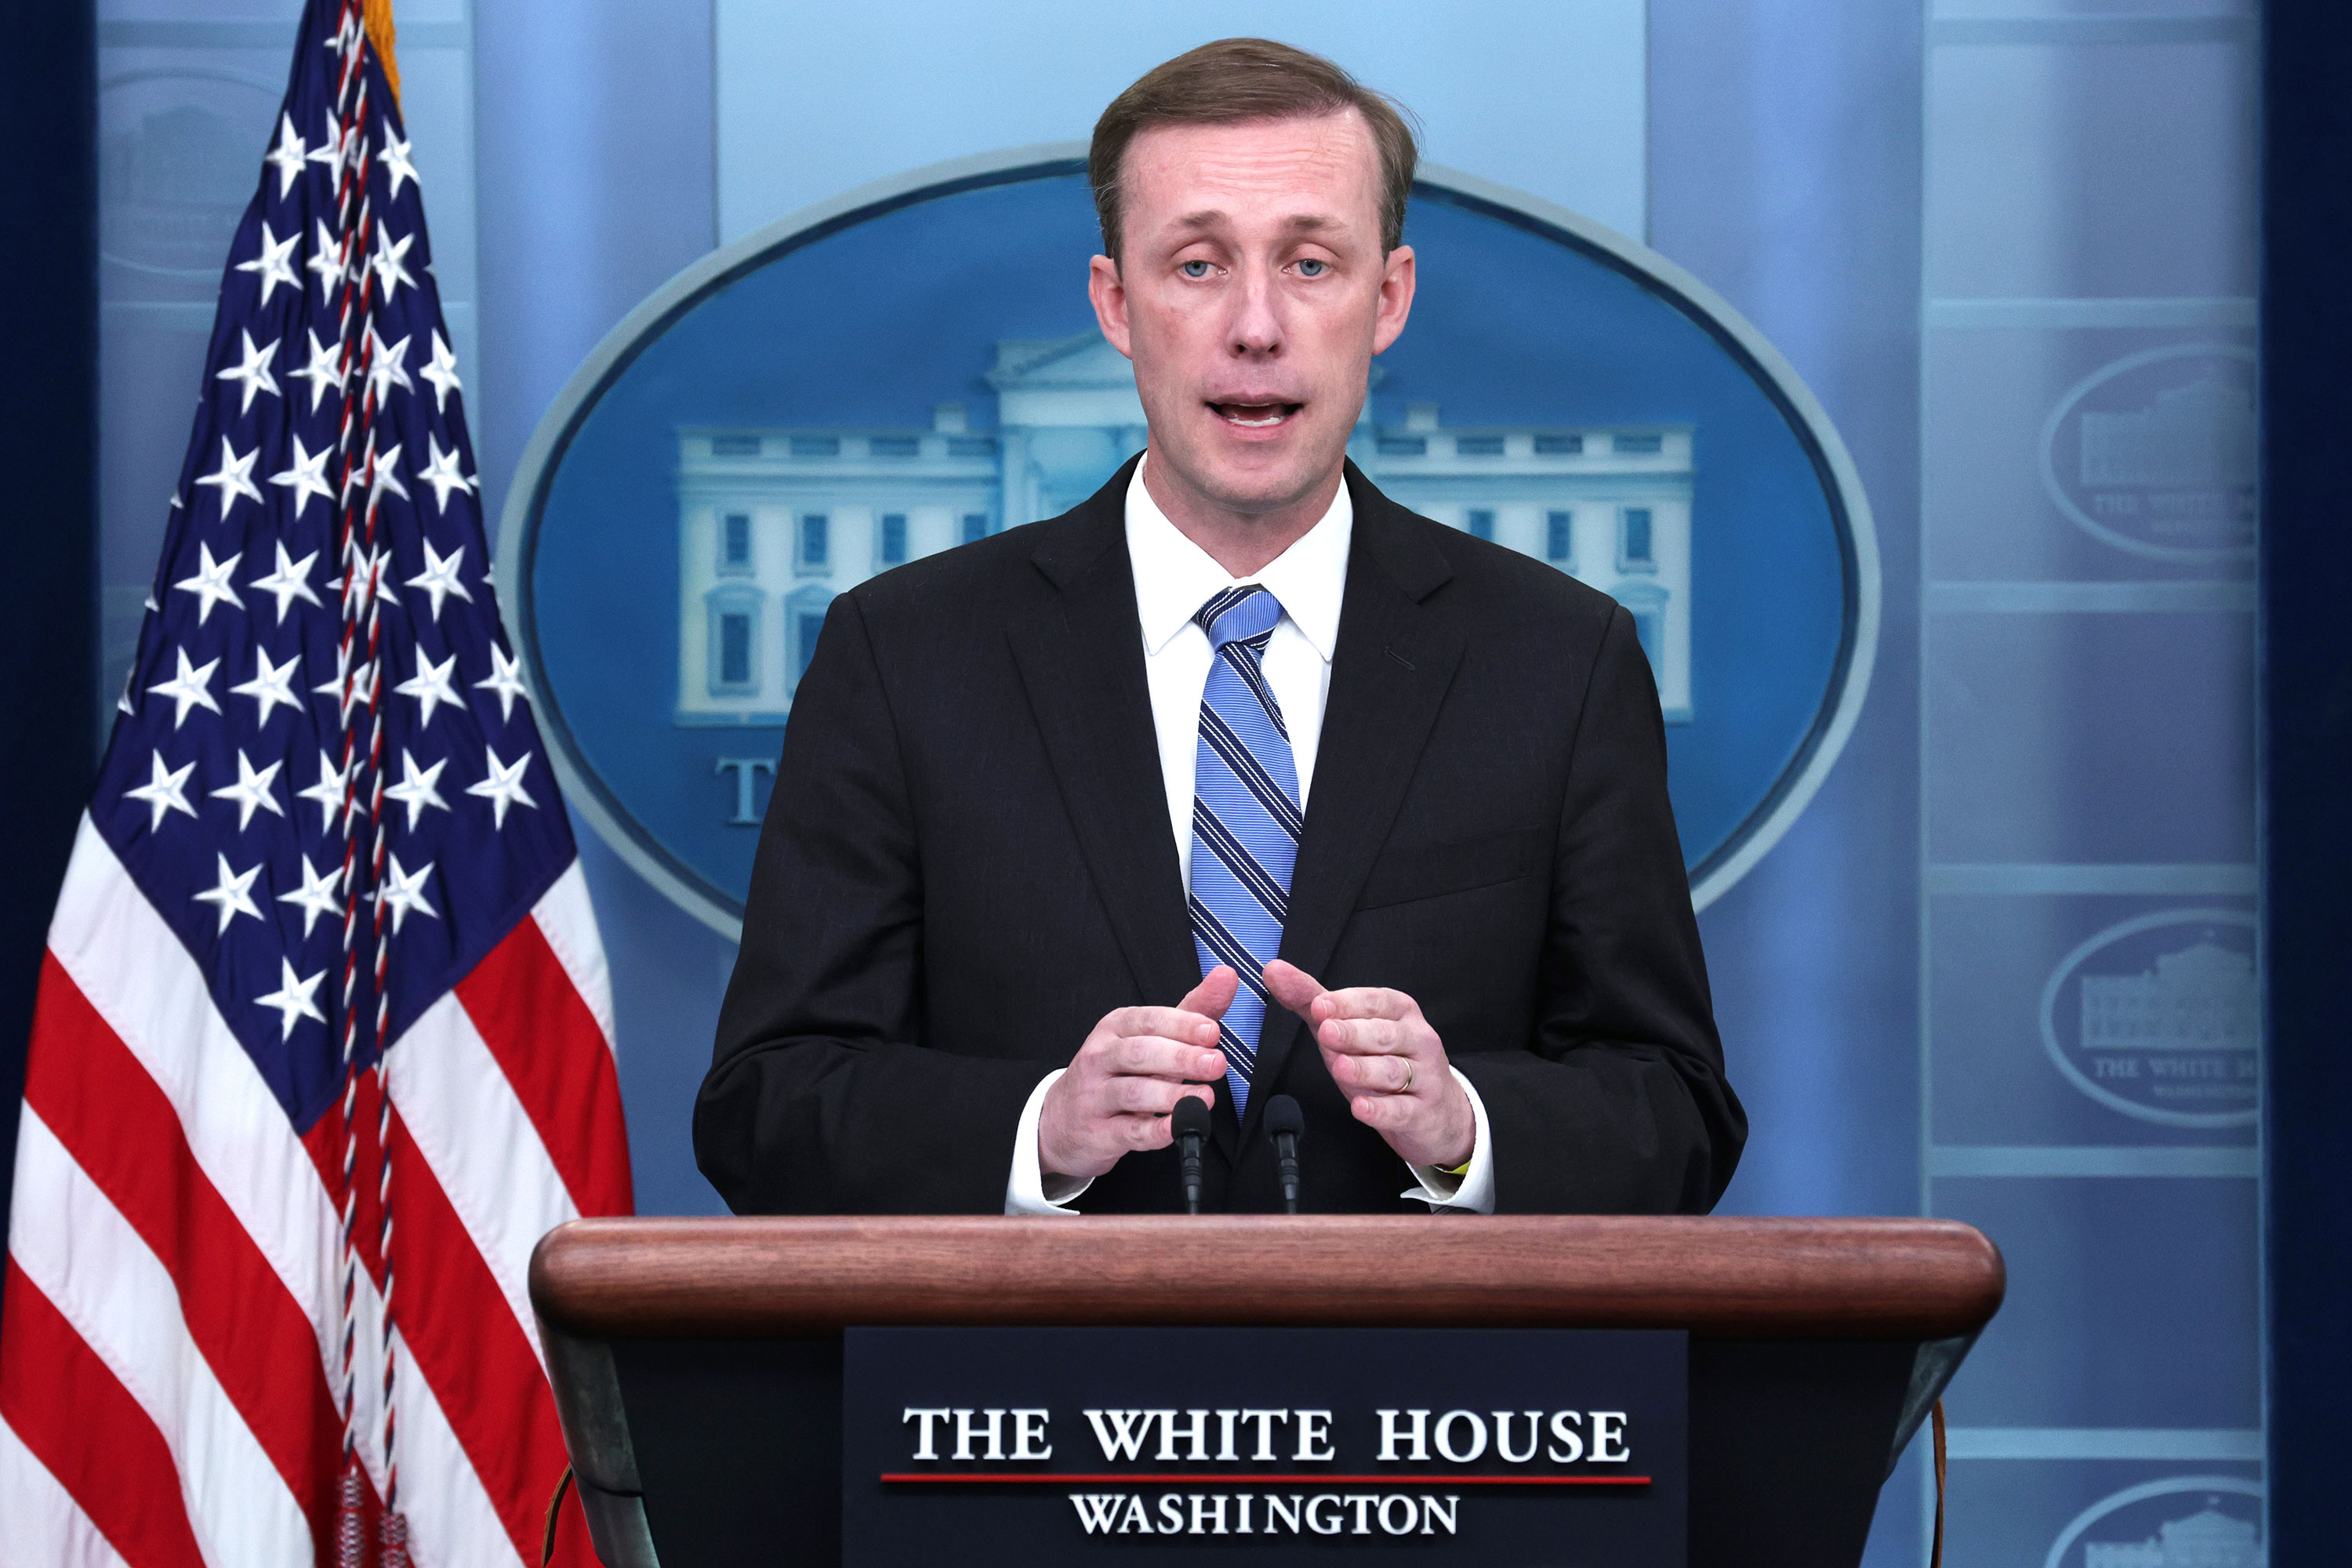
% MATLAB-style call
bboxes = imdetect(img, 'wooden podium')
[530,1216,2002,1567]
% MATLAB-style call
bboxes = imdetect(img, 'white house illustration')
[2083,1502,2262,1568]
[674,331,1693,728]
[2080,940,2258,1054]
[2079,372,2256,491]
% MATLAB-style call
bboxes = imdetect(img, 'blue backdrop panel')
[1918,13,2264,1564]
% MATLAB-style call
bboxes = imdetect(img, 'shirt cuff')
[1399,1067,1496,1214]
[1005,1069,1092,1216]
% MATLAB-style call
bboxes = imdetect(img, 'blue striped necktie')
[1187,585,1302,1115]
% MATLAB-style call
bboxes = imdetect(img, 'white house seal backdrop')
[499,148,1878,942]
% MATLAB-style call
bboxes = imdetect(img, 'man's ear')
[1371,244,1417,355]
[1089,253,1134,359]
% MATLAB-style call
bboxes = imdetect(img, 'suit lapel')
[1006,462,1200,1018]
[1248,467,1462,1139]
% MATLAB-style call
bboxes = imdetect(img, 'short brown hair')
[1089,38,1420,260]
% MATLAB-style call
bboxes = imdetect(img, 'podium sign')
[843,1327,1687,1565]
[528,1215,2005,1567]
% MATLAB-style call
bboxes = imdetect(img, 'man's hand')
[1263,960,1475,1171]
[1038,967,1239,1183]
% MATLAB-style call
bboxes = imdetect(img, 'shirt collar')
[1123,454,1352,660]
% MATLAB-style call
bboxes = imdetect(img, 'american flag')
[0,2,631,1564]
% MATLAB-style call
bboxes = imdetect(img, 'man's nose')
[1228,269,1283,357]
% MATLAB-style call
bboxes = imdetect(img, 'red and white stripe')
[2,818,630,1566]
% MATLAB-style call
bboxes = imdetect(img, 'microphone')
[1172,1095,1210,1215]
[1266,1094,1305,1214]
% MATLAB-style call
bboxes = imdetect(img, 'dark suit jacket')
[695,458,1744,1214]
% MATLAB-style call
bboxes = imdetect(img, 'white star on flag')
[209,750,287,831]
[405,540,473,622]
[309,641,351,706]
[172,543,245,625]
[336,659,378,728]
[295,747,353,832]
[249,542,325,622]
[215,330,282,415]
[475,643,529,722]
[234,221,302,304]
[307,114,352,177]
[306,220,345,303]
[371,223,418,299]
[262,112,308,198]
[416,437,476,514]
[149,647,223,728]
[312,648,376,728]
[230,644,305,726]
[466,746,539,829]
[270,434,336,520]
[367,441,410,507]
[293,327,345,409]
[380,130,419,199]
[277,851,344,938]
[394,651,462,725]
[384,748,451,830]
[419,331,463,413]
[375,854,439,934]
[363,326,413,410]
[191,853,264,935]
[342,542,401,612]
[123,750,198,831]
[255,956,327,1039]
[194,436,263,517]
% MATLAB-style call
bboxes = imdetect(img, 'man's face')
[1090,111,1415,521]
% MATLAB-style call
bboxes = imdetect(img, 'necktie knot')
[1195,585,1284,648]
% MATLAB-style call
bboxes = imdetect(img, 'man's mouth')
[1209,401,1302,429]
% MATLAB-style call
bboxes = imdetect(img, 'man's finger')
[1104,1005,1222,1046]
[1319,986,1416,1022]
[1112,1034,1225,1080]
[1326,1048,1408,1094]
[1109,1077,1207,1116]
[1178,966,1241,1021]
[1261,958,1327,1019]
[1319,1015,1409,1055]
[1123,1114,1176,1150]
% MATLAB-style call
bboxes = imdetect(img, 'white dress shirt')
[1005,459,1497,1216]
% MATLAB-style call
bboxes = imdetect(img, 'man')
[695,38,1744,1215]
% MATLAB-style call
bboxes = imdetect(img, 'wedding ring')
[1402,1062,1416,1094]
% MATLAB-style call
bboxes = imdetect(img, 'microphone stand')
[1172,1096,1209,1215]
[1267,1094,1304,1215]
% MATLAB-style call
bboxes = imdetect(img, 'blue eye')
[1297,259,1328,278]
[1179,260,1211,278]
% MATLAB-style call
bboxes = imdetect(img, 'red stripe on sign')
[0,1259,209,1568]
[879,1472,1653,1486]
[456,916,633,1217]
[23,953,354,1551]
[387,1106,592,1566]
